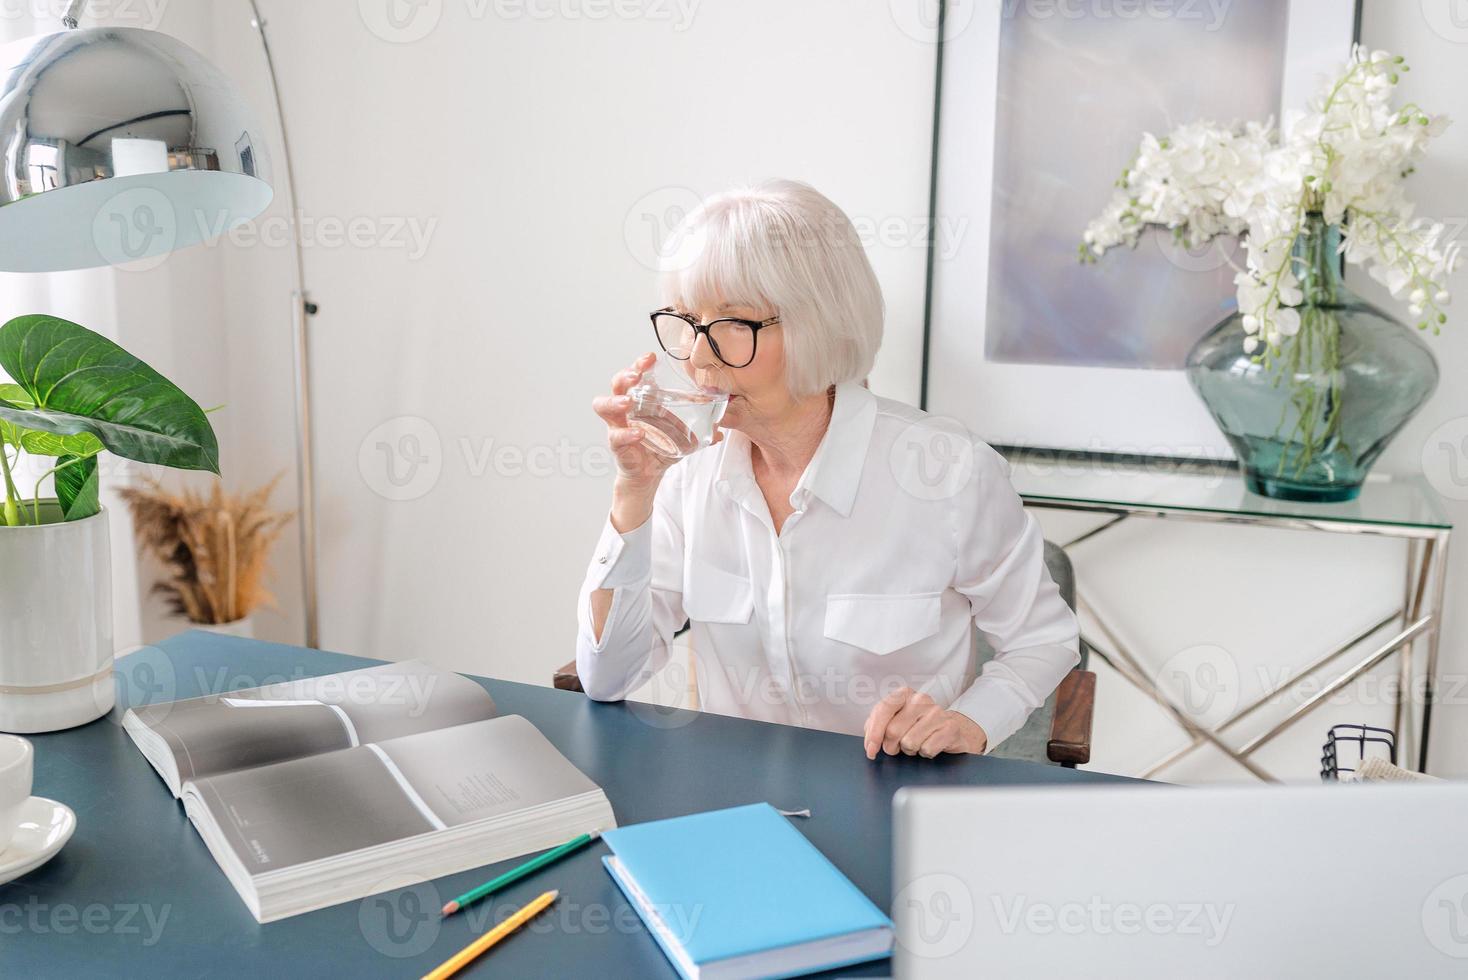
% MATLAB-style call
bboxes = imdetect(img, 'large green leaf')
[18,429,105,457]
[54,454,100,521]
[0,383,36,450]
[0,315,218,473]
[0,387,95,455]
[0,410,105,457]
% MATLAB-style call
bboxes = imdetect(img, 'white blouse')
[575,381,1080,753]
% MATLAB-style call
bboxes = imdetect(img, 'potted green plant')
[0,314,218,733]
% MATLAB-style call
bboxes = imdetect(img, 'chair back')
[980,541,1087,765]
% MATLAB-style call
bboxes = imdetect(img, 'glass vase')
[1185,214,1439,503]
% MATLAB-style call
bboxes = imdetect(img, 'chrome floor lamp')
[246,1,320,649]
[0,0,321,647]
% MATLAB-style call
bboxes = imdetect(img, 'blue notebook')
[601,802,893,980]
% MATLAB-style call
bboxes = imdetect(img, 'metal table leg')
[1418,529,1451,772]
[1040,502,1450,779]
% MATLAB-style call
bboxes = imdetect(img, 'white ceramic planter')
[0,503,115,733]
[195,616,255,639]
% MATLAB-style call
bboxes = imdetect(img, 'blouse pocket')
[823,592,942,656]
[683,557,755,625]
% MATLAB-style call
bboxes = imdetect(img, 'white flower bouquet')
[1081,46,1459,361]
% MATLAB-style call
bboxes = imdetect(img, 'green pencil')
[440,831,600,916]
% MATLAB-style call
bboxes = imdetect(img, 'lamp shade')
[0,26,274,272]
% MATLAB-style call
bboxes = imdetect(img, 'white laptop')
[893,783,1468,979]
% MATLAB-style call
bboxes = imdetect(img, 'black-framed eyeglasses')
[650,307,781,369]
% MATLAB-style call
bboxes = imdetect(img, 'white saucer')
[0,797,76,885]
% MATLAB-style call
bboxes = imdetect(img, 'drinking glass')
[626,354,729,460]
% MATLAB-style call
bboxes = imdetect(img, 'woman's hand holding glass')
[594,352,722,533]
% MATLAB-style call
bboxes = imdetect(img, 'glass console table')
[1003,452,1452,777]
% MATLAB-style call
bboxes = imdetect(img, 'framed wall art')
[923,0,1360,458]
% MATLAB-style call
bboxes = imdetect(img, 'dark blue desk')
[4,631,1129,978]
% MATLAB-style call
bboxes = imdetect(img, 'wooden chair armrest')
[553,659,584,693]
[1047,669,1096,766]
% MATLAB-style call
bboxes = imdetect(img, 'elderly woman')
[578,179,1078,759]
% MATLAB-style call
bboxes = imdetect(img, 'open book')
[122,661,615,923]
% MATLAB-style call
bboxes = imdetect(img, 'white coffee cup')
[0,735,33,853]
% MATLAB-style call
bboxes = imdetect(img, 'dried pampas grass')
[119,475,294,626]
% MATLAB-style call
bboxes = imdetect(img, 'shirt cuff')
[949,681,1030,756]
[587,513,653,590]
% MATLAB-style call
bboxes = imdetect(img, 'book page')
[373,715,602,827]
[186,715,604,875]
[128,660,497,785]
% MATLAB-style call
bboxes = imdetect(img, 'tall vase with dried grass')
[120,476,294,637]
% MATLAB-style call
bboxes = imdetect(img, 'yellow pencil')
[421,889,559,980]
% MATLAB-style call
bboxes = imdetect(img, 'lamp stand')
[247,1,321,649]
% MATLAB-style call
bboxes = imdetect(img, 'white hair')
[657,179,884,398]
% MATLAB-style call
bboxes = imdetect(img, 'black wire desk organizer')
[1320,724,1397,782]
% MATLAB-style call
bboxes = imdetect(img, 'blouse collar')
[714,381,877,518]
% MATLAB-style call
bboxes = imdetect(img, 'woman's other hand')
[594,352,672,532]
[863,687,988,759]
